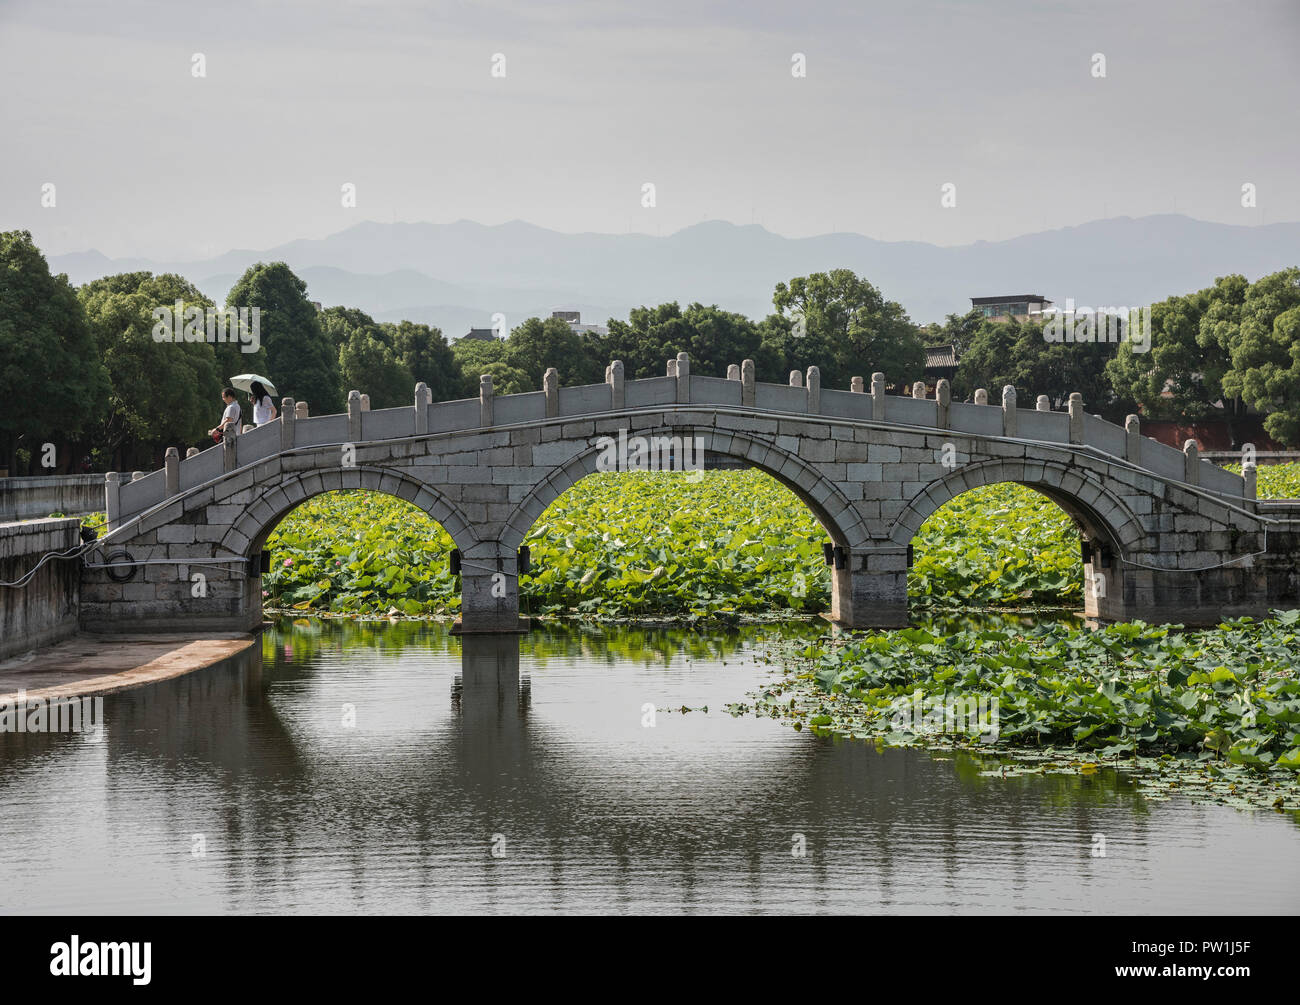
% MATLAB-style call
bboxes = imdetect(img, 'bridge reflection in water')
[0,619,1297,914]
[452,634,532,787]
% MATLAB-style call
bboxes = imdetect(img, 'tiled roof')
[925,344,956,368]
[970,295,1047,305]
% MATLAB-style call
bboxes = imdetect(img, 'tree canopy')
[1215,268,1300,444]
[79,271,222,467]
[8,228,1299,470]
[227,262,342,415]
[0,230,109,471]
[957,316,1125,418]
[388,320,462,402]
[764,269,925,389]
[503,316,603,388]
[451,336,509,397]
[605,302,764,379]
[1107,268,1300,442]
[322,306,413,410]
[1106,289,1221,420]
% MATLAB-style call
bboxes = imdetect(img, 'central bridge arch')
[498,425,871,556]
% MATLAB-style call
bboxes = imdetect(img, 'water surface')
[0,618,1296,914]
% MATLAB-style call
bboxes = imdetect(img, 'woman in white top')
[250,381,278,426]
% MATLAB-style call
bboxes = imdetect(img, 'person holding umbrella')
[249,380,277,426]
[230,374,279,426]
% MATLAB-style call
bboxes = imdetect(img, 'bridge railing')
[108,354,1251,528]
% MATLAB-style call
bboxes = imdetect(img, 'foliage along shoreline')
[728,615,1300,814]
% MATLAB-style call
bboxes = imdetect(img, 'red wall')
[1139,417,1285,452]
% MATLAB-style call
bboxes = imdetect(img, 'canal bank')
[0,632,255,707]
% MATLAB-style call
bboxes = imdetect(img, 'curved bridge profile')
[82,355,1300,633]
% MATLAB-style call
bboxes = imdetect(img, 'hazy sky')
[2,0,1297,260]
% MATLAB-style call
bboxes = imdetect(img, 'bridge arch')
[220,465,480,558]
[497,425,870,555]
[888,457,1148,556]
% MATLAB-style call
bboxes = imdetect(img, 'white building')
[552,310,608,337]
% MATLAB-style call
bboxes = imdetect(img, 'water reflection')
[0,617,1296,914]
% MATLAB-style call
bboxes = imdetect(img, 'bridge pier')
[1083,550,1275,627]
[831,547,910,629]
[453,543,529,634]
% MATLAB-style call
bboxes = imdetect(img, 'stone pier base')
[831,547,910,629]
[452,545,529,634]
[1082,554,1272,627]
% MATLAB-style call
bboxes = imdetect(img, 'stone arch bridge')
[81,355,1300,633]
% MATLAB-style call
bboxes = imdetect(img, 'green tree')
[451,336,509,397]
[79,272,223,468]
[766,270,925,389]
[227,263,342,414]
[0,231,109,473]
[958,317,1122,417]
[1106,289,1221,420]
[1197,273,1252,390]
[477,361,533,396]
[604,303,688,378]
[1217,267,1300,444]
[387,320,462,402]
[953,318,1021,400]
[604,302,762,379]
[206,298,268,394]
[1105,272,1300,435]
[920,308,984,357]
[321,306,413,410]
[504,316,591,388]
[319,306,376,358]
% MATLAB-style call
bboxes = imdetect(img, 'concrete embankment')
[0,518,82,661]
[0,473,105,522]
[0,632,255,707]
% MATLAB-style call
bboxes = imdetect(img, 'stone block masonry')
[0,474,106,523]
[73,362,1300,636]
[1,518,83,660]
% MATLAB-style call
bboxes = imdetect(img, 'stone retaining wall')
[0,518,82,660]
[0,474,106,522]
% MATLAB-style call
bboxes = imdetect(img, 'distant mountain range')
[49,215,1300,334]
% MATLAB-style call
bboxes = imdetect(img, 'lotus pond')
[731,614,1300,812]
[260,469,1088,617]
